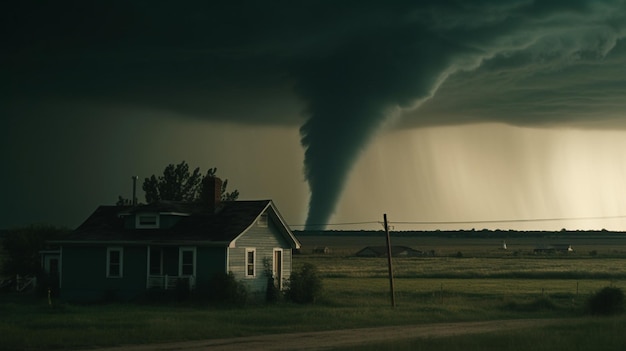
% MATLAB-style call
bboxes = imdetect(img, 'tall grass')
[2,253,625,350]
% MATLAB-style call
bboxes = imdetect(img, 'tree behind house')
[127,161,238,204]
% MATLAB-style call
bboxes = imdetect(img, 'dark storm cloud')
[3,1,626,229]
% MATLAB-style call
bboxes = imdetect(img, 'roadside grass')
[0,275,611,350]
[333,316,626,351]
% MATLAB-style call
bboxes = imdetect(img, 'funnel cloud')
[292,1,626,229]
[3,1,626,230]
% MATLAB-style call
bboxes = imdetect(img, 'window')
[179,247,196,276]
[245,248,256,277]
[257,214,268,227]
[136,214,159,228]
[107,247,123,278]
[139,215,157,225]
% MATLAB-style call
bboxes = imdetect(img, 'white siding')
[228,220,293,300]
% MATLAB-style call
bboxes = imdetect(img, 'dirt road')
[84,318,571,351]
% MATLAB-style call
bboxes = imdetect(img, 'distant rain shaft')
[295,1,626,229]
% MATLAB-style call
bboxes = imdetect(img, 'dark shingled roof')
[64,200,275,244]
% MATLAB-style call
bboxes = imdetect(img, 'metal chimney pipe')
[132,176,138,205]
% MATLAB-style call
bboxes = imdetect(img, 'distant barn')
[356,245,424,258]
[533,244,574,254]
[312,246,331,254]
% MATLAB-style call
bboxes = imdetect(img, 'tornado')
[293,1,626,230]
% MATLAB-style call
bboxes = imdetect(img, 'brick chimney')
[202,176,222,210]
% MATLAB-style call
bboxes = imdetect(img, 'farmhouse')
[48,178,301,302]
[356,245,423,258]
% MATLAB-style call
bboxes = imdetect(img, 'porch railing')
[147,275,195,290]
[16,274,37,292]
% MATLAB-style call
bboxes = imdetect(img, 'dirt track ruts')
[82,318,575,351]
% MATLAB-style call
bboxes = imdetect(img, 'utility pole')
[384,213,396,308]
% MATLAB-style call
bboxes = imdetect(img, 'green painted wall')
[61,244,229,301]
[196,247,227,294]
[61,245,147,302]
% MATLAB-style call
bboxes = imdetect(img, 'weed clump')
[587,286,624,316]
[263,258,281,303]
[208,272,248,304]
[504,297,557,312]
[285,263,322,304]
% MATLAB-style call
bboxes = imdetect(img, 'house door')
[273,250,282,289]
[49,258,59,275]
[44,256,59,276]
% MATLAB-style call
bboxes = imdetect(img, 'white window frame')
[106,247,123,278]
[245,248,256,278]
[179,247,196,277]
[136,213,159,229]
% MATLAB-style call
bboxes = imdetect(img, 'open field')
[2,233,626,350]
[299,255,626,280]
[296,232,626,257]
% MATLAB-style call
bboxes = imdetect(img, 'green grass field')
[2,234,626,350]
[300,255,626,280]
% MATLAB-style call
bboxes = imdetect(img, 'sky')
[3,1,626,232]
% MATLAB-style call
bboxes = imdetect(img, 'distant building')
[356,245,424,258]
[533,244,574,254]
[313,246,331,254]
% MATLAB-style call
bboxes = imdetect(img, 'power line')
[393,215,626,226]
[289,221,380,227]
[289,214,626,228]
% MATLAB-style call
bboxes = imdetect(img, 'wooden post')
[384,214,396,308]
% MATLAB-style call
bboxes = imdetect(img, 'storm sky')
[3,1,626,231]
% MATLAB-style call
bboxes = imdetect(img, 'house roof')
[60,200,300,248]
